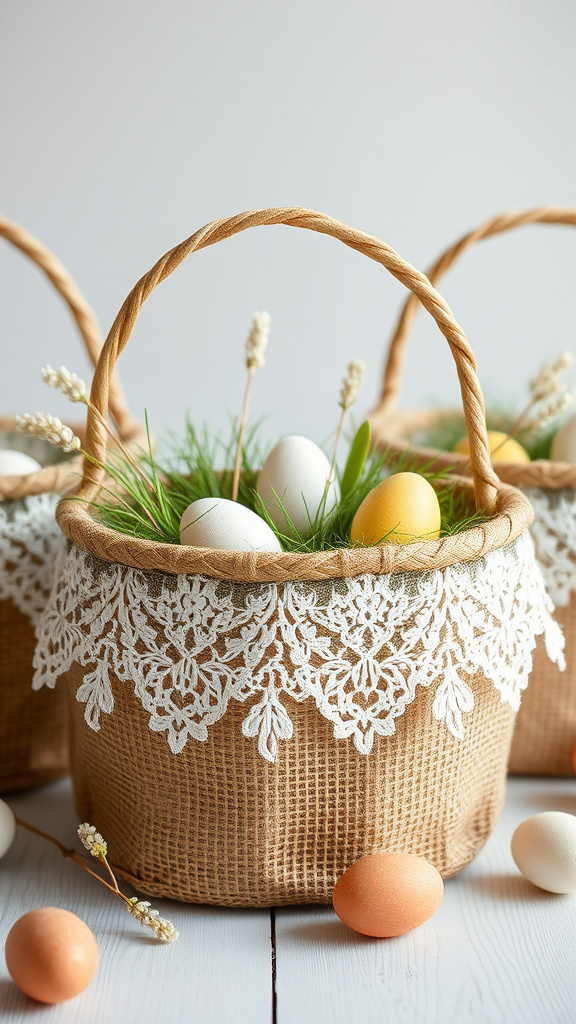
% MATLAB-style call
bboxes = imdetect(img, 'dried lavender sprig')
[78,823,108,860]
[330,360,365,480]
[339,360,365,412]
[15,412,81,453]
[232,312,271,501]
[529,353,573,403]
[245,311,270,370]
[42,365,87,403]
[16,818,179,943]
[126,899,179,943]
[522,392,575,433]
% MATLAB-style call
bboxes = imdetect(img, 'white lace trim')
[32,532,564,762]
[526,487,576,608]
[0,494,61,626]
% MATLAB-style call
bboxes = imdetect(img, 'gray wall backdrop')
[1,0,575,454]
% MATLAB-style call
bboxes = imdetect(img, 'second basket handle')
[0,216,139,439]
[375,206,576,422]
[81,207,501,513]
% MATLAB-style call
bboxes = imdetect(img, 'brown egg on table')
[5,907,98,1003]
[453,430,530,465]
[351,472,441,546]
[332,852,444,937]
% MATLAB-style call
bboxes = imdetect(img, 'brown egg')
[332,852,444,937]
[5,907,98,1003]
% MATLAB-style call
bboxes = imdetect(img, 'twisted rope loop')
[81,207,499,513]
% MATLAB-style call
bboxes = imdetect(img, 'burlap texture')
[0,597,69,791]
[508,617,576,776]
[370,408,576,777]
[65,663,515,906]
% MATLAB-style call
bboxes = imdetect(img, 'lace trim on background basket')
[33,532,564,762]
[0,494,61,626]
[526,486,576,608]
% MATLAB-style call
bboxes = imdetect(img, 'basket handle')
[375,206,576,422]
[0,215,139,438]
[81,207,501,513]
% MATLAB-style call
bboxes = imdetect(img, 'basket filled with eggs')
[371,207,576,777]
[0,216,141,792]
[31,208,563,907]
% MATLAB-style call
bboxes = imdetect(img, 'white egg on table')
[179,497,282,552]
[511,811,576,893]
[0,449,41,476]
[257,435,339,537]
[551,414,576,463]
[0,798,16,858]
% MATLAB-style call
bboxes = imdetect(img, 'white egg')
[511,811,576,893]
[257,436,339,537]
[0,798,16,859]
[180,497,282,552]
[551,414,576,463]
[0,449,41,476]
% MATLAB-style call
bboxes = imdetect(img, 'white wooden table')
[0,777,574,1024]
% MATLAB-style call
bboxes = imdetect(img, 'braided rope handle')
[375,206,576,420]
[0,216,138,438]
[81,207,500,513]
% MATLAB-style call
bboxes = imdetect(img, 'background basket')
[34,208,561,906]
[370,207,576,777]
[0,216,140,792]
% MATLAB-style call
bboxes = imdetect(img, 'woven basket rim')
[56,474,534,583]
[373,407,576,491]
[0,414,88,501]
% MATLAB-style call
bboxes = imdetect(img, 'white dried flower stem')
[15,412,81,453]
[78,823,108,859]
[522,392,575,432]
[245,311,270,370]
[126,898,179,943]
[40,362,154,495]
[232,312,271,502]
[328,360,366,488]
[339,360,365,412]
[42,365,87,403]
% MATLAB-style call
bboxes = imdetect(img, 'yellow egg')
[453,430,530,465]
[350,472,441,545]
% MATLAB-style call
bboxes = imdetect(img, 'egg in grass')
[351,471,441,546]
[453,430,530,465]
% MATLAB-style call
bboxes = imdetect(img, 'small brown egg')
[332,852,444,937]
[5,907,98,1003]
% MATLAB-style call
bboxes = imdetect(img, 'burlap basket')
[371,207,576,777]
[0,216,141,792]
[33,208,563,907]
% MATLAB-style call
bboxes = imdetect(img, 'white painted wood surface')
[0,779,272,1024]
[0,778,574,1023]
[275,778,576,1024]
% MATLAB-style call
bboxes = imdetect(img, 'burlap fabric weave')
[0,597,69,791]
[0,427,84,793]
[66,665,514,906]
[371,408,576,776]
